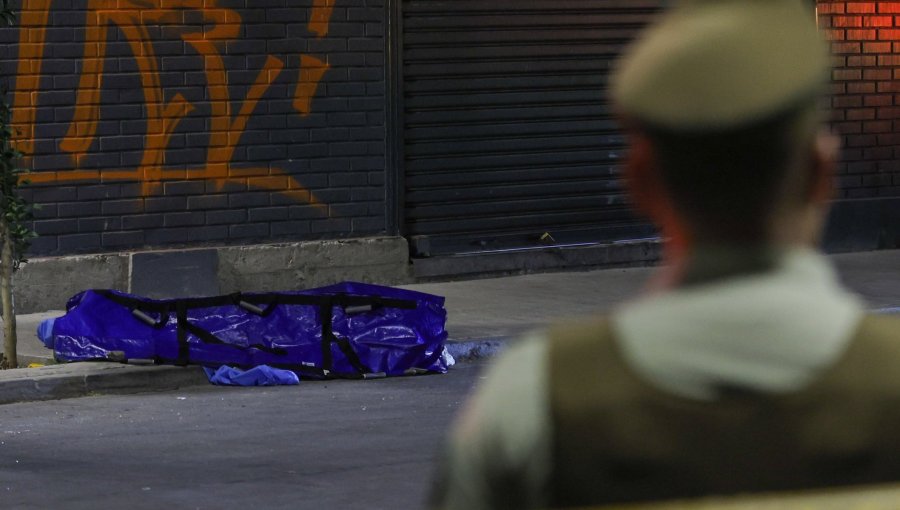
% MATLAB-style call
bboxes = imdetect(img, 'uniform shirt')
[433,249,864,510]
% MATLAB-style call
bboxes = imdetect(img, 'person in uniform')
[429,0,900,508]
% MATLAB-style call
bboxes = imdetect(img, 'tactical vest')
[548,314,900,507]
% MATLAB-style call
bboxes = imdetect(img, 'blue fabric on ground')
[48,282,449,377]
[203,365,300,386]
[37,318,56,349]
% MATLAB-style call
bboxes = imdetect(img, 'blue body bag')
[44,282,449,379]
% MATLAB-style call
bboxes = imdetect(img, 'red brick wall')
[818,1,900,198]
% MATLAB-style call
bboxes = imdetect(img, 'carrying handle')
[237,295,280,317]
[238,300,265,315]
[131,308,169,329]
[344,304,373,315]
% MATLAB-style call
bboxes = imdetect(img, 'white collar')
[612,249,864,400]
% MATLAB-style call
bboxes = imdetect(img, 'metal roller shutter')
[401,0,664,256]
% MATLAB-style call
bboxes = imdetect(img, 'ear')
[808,131,839,203]
[623,131,669,222]
[624,130,693,255]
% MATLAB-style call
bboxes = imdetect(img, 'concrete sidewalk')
[3,249,900,404]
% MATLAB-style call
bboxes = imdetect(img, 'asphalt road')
[0,362,485,510]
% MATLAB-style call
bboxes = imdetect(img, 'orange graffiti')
[309,0,336,37]
[12,0,336,205]
[10,0,52,156]
[295,55,330,115]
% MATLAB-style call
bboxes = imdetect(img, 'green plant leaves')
[0,81,37,271]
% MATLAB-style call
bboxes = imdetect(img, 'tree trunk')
[0,218,16,369]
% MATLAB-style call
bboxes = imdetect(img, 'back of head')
[611,0,830,242]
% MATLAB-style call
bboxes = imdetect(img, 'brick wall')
[818,1,900,198]
[0,0,387,256]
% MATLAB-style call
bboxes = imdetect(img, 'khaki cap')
[612,0,829,130]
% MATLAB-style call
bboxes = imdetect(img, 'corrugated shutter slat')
[402,0,663,254]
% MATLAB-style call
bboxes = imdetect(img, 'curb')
[445,306,900,361]
[3,306,899,406]
[0,363,208,406]
[0,339,510,407]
